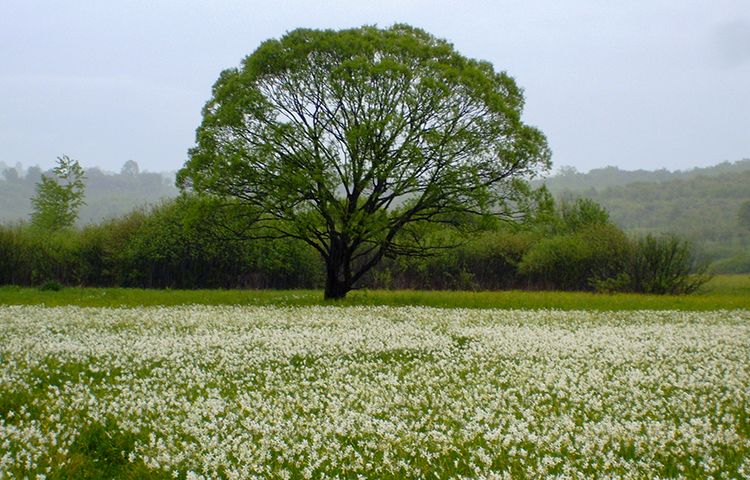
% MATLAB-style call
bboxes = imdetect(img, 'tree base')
[323,281,349,300]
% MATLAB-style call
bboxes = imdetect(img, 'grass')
[0,274,747,310]
[696,273,750,296]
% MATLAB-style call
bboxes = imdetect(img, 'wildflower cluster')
[1,306,748,479]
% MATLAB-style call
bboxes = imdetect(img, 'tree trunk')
[324,274,349,300]
[324,241,352,300]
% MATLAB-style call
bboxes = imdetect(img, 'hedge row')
[0,197,707,294]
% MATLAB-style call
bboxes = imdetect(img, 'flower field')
[1,306,749,479]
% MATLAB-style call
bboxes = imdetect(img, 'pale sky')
[1,0,748,174]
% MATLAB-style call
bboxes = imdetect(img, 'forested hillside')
[542,159,750,193]
[0,160,177,225]
[541,160,750,272]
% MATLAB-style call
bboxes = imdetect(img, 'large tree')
[178,25,551,299]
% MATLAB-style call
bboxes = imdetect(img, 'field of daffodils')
[1,305,749,479]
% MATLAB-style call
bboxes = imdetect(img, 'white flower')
[0,305,748,478]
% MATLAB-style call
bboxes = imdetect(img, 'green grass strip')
[0,275,748,310]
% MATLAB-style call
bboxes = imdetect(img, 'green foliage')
[626,234,709,294]
[0,196,324,289]
[369,228,536,291]
[456,230,537,289]
[0,279,747,310]
[0,224,25,285]
[0,227,86,286]
[542,165,750,272]
[558,197,610,233]
[39,280,63,291]
[518,217,708,294]
[30,155,86,231]
[738,200,750,231]
[178,24,550,298]
[519,224,631,290]
[515,198,637,291]
[112,196,323,289]
[0,193,709,296]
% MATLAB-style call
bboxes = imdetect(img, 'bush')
[110,197,323,289]
[455,230,536,289]
[1,227,83,286]
[0,197,325,290]
[519,224,631,290]
[0,195,714,295]
[0,224,26,285]
[626,234,709,294]
[364,228,536,291]
[39,280,63,291]
[372,249,465,290]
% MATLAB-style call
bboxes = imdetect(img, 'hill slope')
[542,159,750,193]
[540,160,750,270]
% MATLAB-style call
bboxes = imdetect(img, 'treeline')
[0,195,707,294]
[0,198,319,289]
[582,171,750,273]
[0,160,177,225]
[540,160,750,273]
[540,159,750,193]
[3,159,748,273]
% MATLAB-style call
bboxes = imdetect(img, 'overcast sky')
[1,0,748,174]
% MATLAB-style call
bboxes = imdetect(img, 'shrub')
[456,230,536,289]
[0,224,26,285]
[0,197,325,290]
[519,224,631,290]
[38,280,63,291]
[559,197,611,233]
[105,196,323,289]
[627,234,710,294]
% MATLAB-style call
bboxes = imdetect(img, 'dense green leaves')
[519,224,631,291]
[178,24,551,298]
[627,234,709,294]
[0,197,323,289]
[0,193,708,294]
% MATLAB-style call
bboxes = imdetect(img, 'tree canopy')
[30,155,86,231]
[178,25,551,298]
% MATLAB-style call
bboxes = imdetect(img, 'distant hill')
[0,161,178,225]
[540,159,750,270]
[540,159,750,194]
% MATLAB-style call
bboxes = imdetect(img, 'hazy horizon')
[3,156,750,178]
[2,1,749,174]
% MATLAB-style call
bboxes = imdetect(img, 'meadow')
[0,275,748,311]
[1,304,749,479]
